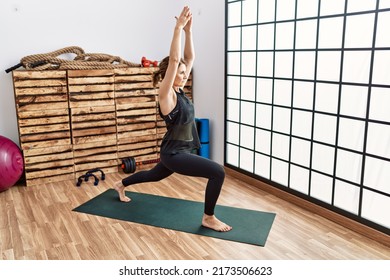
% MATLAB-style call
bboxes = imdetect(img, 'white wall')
[0,0,225,163]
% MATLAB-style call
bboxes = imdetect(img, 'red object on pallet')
[141,56,158,67]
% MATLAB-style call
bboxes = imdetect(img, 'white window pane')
[275,52,293,78]
[291,137,311,166]
[376,11,390,48]
[342,51,371,84]
[241,52,257,76]
[241,77,256,101]
[227,27,241,51]
[255,153,271,179]
[369,87,390,122]
[256,128,271,154]
[227,76,240,99]
[293,81,314,110]
[362,189,390,229]
[257,51,274,77]
[271,158,289,187]
[258,0,276,23]
[292,110,312,139]
[344,14,375,48]
[366,123,390,159]
[274,79,292,106]
[227,52,240,75]
[273,107,291,134]
[337,118,365,151]
[312,143,335,175]
[240,125,255,150]
[228,1,241,26]
[294,51,316,80]
[380,0,390,9]
[272,133,290,161]
[258,24,274,50]
[242,26,257,50]
[347,0,377,13]
[290,165,310,194]
[256,104,272,129]
[313,113,337,144]
[295,20,317,49]
[297,0,319,19]
[364,156,390,195]
[315,82,339,114]
[257,78,273,104]
[340,85,368,118]
[372,51,390,86]
[320,0,346,16]
[227,99,240,121]
[241,101,255,125]
[275,22,295,49]
[334,180,360,215]
[240,148,254,173]
[318,17,344,49]
[311,172,333,204]
[226,121,240,145]
[317,51,341,81]
[336,150,362,184]
[242,0,258,25]
[276,0,296,21]
[226,144,239,167]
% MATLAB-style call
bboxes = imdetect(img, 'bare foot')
[113,181,131,202]
[202,214,232,232]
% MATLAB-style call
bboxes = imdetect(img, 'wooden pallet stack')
[12,71,74,186]
[114,68,159,171]
[68,69,118,178]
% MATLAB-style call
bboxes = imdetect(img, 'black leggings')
[122,153,225,215]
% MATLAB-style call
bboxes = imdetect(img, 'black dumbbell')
[121,157,160,174]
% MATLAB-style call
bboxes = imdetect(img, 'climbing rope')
[5,46,141,72]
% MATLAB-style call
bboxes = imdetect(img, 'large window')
[225,0,390,234]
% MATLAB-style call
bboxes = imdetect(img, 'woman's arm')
[158,6,192,116]
[183,15,194,78]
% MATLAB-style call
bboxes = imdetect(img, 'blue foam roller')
[198,143,210,159]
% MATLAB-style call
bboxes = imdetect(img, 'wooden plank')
[71,119,116,129]
[73,133,117,145]
[117,134,157,145]
[25,152,74,164]
[68,76,115,85]
[67,69,114,77]
[70,105,116,115]
[68,84,114,93]
[71,112,115,123]
[73,139,117,150]
[25,159,75,170]
[69,99,115,108]
[116,115,156,125]
[14,86,67,96]
[17,109,69,119]
[17,94,67,104]
[20,131,71,143]
[72,126,117,138]
[74,153,118,164]
[74,160,118,172]
[114,89,157,98]
[114,67,157,75]
[12,70,66,79]
[14,79,67,88]
[117,122,156,133]
[115,75,152,83]
[117,140,157,152]
[115,82,153,91]
[117,128,156,139]
[25,173,75,187]
[69,91,115,101]
[21,139,71,150]
[19,123,70,135]
[25,166,75,180]
[73,145,117,158]
[17,101,69,112]
[116,108,156,117]
[23,144,73,157]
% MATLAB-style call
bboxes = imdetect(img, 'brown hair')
[152,56,186,87]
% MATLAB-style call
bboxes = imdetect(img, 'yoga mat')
[73,189,276,246]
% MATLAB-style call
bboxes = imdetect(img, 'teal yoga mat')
[73,189,276,246]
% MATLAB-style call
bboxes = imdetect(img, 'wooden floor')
[1,170,389,260]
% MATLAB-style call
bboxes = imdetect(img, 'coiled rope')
[5,46,141,72]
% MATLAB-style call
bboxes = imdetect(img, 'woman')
[114,6,231,232]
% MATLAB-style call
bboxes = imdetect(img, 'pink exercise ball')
[0,135,24,192]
